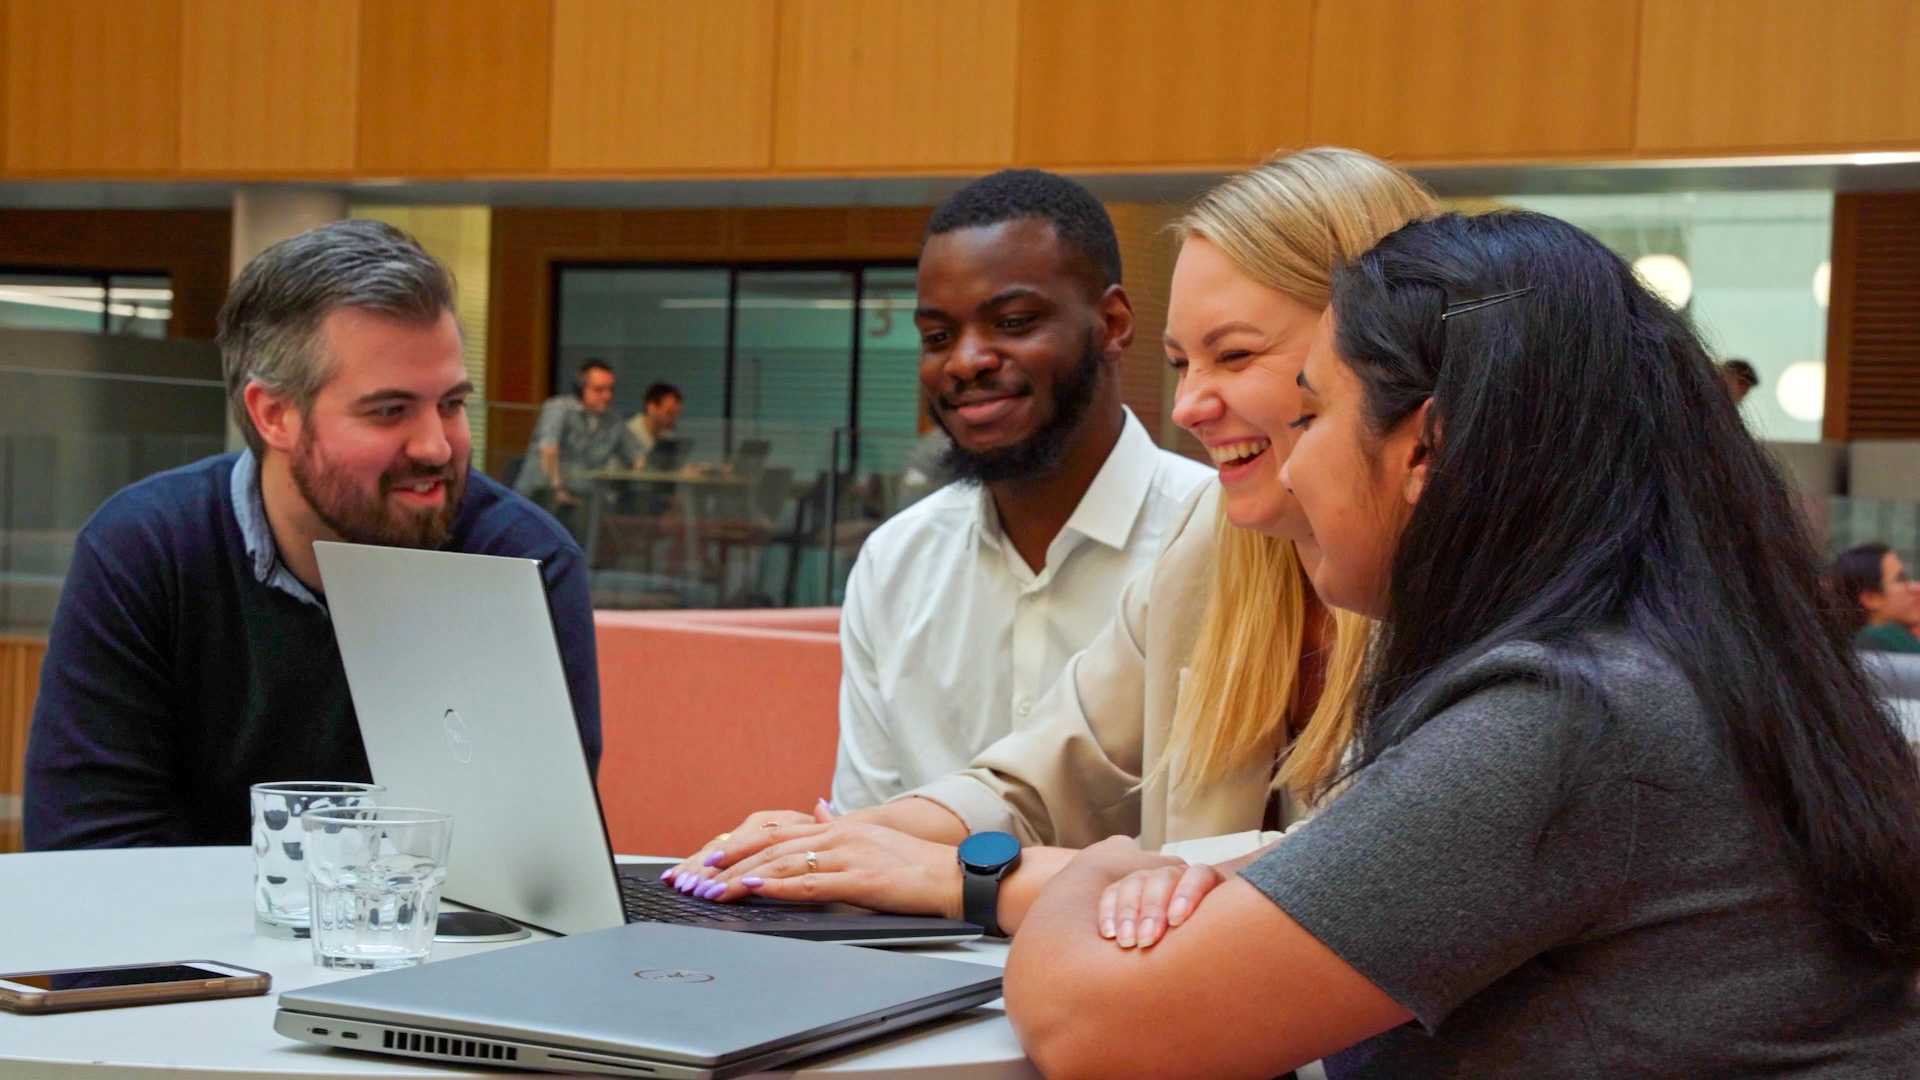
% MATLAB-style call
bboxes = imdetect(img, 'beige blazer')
[902,481,1306,850]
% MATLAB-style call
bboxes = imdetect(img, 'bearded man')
[24,219,600,850]
[821,170,1211,810]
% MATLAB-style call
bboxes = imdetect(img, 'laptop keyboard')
[617,872,828,925]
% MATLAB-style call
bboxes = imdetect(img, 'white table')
[0,847,1035,1079]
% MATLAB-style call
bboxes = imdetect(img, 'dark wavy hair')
[1830,543,1894,634]
[1328,210,1920,962]
[925,169,1122,292]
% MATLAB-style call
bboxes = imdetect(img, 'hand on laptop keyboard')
[693,820,968,921]
[662,801,834,894]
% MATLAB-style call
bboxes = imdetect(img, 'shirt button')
[1016,700,1032,717]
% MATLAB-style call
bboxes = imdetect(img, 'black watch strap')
[962,865,1006,938]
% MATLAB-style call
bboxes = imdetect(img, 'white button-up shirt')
[831,409,1213,811]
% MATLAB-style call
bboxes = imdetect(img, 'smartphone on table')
[0,960,270,1014]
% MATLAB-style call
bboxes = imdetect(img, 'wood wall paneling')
[1307,0,1638,162]
[550,0,776,173]
[357,0,554,175]
[0,0,8,174]
[179,0,359,174]
[1016,0,1311,168]
[774,0,1018,171]
[1638,0,1920,155]
[1823,193,1920,440]
[2,635,47,852]
[0,210,231,338]
[3,0,182,174]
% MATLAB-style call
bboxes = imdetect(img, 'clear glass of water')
[250,780,384,937]
[302,806,454,971]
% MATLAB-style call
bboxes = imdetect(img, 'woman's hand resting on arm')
[1096,845,1271,947]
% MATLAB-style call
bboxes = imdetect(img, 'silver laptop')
[313,541,979,944]
[275,922,1003,1078]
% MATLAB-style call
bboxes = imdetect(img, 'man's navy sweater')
[23,453,601,850]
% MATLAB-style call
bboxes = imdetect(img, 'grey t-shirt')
[1242,636,1920,1077]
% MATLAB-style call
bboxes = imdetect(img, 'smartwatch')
[956,831,1022,938]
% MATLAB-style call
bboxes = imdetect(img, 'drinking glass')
[250,780,384,936]
[302,806,454,971]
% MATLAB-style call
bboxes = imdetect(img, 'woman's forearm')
[842,796,970,844]
[994,846,1077,936]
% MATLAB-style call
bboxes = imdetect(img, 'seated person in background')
[822,169,1211,813]
[1718,357,1759,405]
[24,220,602,851]
[1003,211,1920,1076]
[514,358,645,529]
[1832,542,1920,653]
[626,381,683,457]
[666,150,1437,933]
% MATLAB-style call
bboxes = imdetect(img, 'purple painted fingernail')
[703,851,724,867]
[742,876,765,888]
[679,875,699,894]
[659,867,675,881]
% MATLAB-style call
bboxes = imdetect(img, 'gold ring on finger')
[805,850,819,873]
[715,833,731,842]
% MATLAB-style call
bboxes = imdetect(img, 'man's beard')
[289,427,467,550]
[932,335,1103,486]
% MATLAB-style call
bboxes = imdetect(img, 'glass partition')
[488,401,925,610]
[0,328,224,631]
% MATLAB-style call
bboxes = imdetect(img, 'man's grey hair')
[217,218,456,456]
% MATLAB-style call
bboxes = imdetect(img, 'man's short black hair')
[643,382,682,406]
[579,358,613,379]
[1722,358,1760,390]
[925,169,1122,291]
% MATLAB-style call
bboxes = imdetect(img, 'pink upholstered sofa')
[593,608,841,857]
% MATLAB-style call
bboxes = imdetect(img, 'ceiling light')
[1776,361,1825,422]
[1812,261,1830,309]
[1632,254,1692,310]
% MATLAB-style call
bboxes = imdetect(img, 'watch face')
[959,830,1021,873]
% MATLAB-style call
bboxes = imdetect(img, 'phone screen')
[7,964,232,992]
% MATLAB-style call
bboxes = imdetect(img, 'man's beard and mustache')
[289,426,467,550]
[932,335,1103,486]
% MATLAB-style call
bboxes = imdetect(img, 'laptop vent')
[382,1028,518,1062]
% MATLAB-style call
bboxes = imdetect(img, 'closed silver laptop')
[313,541,979,944]
[275,922,1004,1078]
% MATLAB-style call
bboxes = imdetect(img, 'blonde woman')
[668,149,1438,938]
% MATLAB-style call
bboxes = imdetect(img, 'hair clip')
[1440,286,1533,321]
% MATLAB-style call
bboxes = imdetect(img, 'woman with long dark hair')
[1002,211,1920,1077]
[1832,542,1920,653]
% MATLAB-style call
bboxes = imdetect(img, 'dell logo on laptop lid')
[635,969,715,985]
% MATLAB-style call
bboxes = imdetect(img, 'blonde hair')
[1166,148,1438,803]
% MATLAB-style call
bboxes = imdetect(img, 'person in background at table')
[666,150,1436,928]
[514,358,645,534]
[1719,357,1759,406]
[1003,211,1920,1076]
[23,220,603,851]
[626,381,683,458]
[1832,542,1920,653]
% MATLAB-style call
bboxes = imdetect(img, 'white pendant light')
[1812,260,1831,309]
[1776,361,1825,423]
[1632,254,1693,310]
